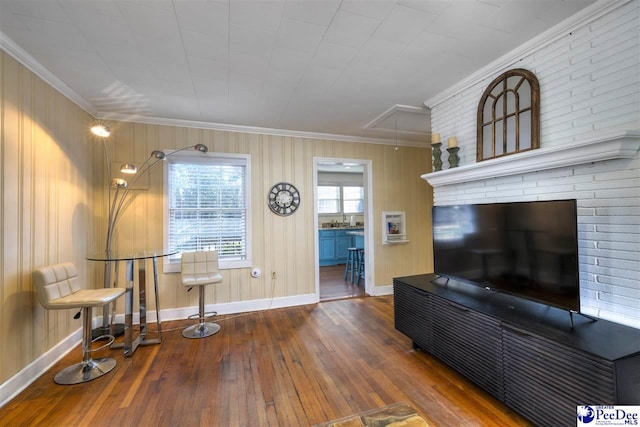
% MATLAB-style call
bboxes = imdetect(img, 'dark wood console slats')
[431,297,504,400]
[393,283,431,350]
[502,326,616,427]
[393,274,640,427]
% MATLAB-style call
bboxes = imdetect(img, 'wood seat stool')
[344,248,360,283]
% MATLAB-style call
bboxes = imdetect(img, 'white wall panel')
[91,113,431,312]
[428,1,640,328]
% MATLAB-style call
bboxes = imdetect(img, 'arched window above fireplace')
[477,69,540,162]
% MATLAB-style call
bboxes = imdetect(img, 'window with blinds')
[318,185,364,214]
[343,186,364,214]
[164,153,251,270]
[318,185,340,214]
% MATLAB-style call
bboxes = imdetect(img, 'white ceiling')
[0,0,595,143]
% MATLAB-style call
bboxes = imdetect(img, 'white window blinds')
[317,185,363,214]
[167,157,248,263]
[317,185,340,214]
[343,186,364,214]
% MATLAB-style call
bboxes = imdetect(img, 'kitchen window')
[343,186,364,214]
[318,185,363,214]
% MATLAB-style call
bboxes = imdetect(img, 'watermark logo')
[577,406,640,426]
[578,406,596,424]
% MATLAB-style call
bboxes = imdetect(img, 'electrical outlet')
[271,271,277,279]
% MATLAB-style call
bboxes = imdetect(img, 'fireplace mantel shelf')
[421,130,640,188]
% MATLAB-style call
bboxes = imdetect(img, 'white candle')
[448,136,458,148]
[431,133,441,144]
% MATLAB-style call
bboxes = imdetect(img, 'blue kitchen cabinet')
[319,230,337,266]
[319,228,363,266]
[335,230,353,264]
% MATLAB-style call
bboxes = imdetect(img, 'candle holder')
[431,143,443,172]
[447,147,460,168]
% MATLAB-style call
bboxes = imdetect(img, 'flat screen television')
[432,199,580,312]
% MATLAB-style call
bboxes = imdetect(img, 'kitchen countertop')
[318,226,364,230]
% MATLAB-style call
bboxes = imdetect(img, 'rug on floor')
[314,402,431,427]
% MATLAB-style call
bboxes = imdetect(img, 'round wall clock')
[268,182,300,216]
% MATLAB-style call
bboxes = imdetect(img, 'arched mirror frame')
[476,68,540,162]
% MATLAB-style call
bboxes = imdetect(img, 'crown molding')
[421,130,640,188]
[424,0,631,109]
[98,113,428,147]
[0,31,96,116]
[0,32,424,147]
[1,32,424,148]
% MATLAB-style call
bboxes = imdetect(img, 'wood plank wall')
[1,48,434,386]
[100,121,434,312]
[1,51,94,383]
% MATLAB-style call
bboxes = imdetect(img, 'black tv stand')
[569,310,598,328]
[393,274,640,427]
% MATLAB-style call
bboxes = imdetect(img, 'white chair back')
[181,251,221,286]
[32,262,81,309]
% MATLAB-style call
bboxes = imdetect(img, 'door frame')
[313,157,374,298]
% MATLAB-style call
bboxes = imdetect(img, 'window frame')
[163,151,252,272]
[476,68,540,162]
[342,185,364,214]
[317,184,364,216]
[317,185,341,214]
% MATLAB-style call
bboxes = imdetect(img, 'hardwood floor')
[0,296,531,426]
[320,264,365,301]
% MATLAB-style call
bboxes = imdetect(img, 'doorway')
[313,158,374,301]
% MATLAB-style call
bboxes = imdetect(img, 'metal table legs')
[111,256,162,356]
[92,260,125,339]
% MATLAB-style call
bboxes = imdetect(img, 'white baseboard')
[0,292,318,408]
[167,292,319,321]
[0,328,81,408]
[372,285,393,296]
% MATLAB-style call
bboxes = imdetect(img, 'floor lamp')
[91,123,208,337]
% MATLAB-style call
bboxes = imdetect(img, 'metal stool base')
[54,358,117,385]
[182,322,221,339]
[91,323,125,340]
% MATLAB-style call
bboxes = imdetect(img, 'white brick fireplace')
[425,0,640,328]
